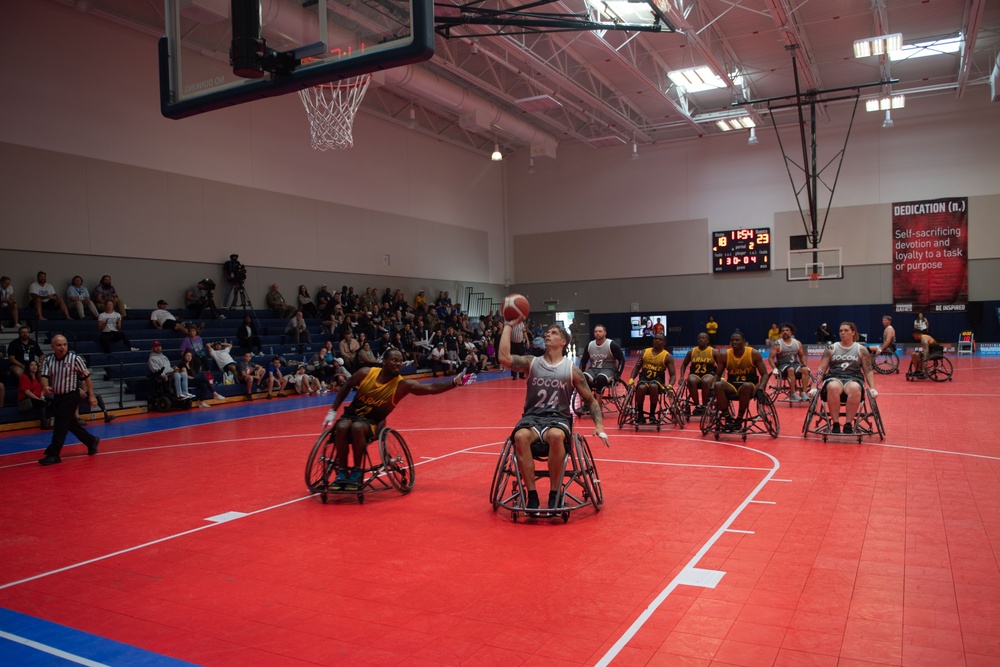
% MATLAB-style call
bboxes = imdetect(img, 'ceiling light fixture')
[853,33,903,58]
[667,66,726,93]
[631,141,638,160]
[866,95,905,112]
[882,110,894,129]
[715,117,755,132]
[491,143,503,161]
[748,127,759,145]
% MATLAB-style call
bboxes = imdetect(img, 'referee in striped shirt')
[38,334,100,465]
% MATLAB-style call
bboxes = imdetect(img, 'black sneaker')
[831,423,841,434]
[843,423,854,435]
[38,455,61,466]
[104,414,116,424]
[548,491,559,510]
[526,491,540,510]
[87,437,100,456]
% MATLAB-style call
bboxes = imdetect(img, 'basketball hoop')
[808,272,820,288]
[298,74,372,150]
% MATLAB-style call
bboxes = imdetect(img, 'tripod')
[231,283,266,339]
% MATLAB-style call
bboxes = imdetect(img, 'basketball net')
[298,74,372,150]
[808,272,820,288]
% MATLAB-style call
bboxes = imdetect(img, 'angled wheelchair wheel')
[927,356,953,382]
[607,377,628,412]
[617,385,636,430]
[868,392,886,441]
[379,428,415,493]
[490,438,516,510]
[699,397,717,436]
[575,436,604,511]
[305,428,336,495]
[873,351,899,375]
[756,393,780,439]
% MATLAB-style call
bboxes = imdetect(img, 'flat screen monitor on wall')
[630,315,668,338]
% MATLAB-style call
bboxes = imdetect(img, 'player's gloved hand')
[322,408,336,429]
[771,368,780,376]
[807,388,818,398]
[754,387,767,401]
[595,430,610,447]
[628,377,634,386]
[868,388,878,399]
[666,384,674,394]
[454,371,477,387]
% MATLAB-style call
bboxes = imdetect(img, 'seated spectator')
[307,341,338,383]
[315,285,334,313]
[65,275,99,320]
[7,326,43,379]
[427,341,456,377]
[357,340,379,369]
[179,325,210,369]
[1,275,20,328]
[264,357,288,398]
[92,274,127,318]
[185,279,219,319]
[284,311,312,351]
[297,285,319,318]
[207,340,239,377]
[150,300,190,335]
[413,289,426,311]
[178,350,224,408]
[148,341,191,399]
[235,351,264,400]
[339,330,360,372]
[0,350,9,408]
[235,315,262,355]
[18,359,49,429]
[98,300,137,353]
[289,365,322,395]
[28,271,70,320]
[266,284,296,319]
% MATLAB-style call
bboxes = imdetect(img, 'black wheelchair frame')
[489,432,604,523]
[765,366,817,406]
[802,381,885,443]
[699,390,780,441]
[572,371,627,418]
[906,353,953,382]
[617,382,686,431]
[305,425,415,504]
[872,348,900,375]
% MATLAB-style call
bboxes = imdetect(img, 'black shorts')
[716,380,755,396]
[513,413,571,455]
[636,378,665,391]
[584,367,615,390]
[777,362,807,377]
[336,414,379,441]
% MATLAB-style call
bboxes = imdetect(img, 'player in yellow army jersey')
[321,349,475,491]
[680,332,716,416]
[712,331,768,431]
[628,333,677,424]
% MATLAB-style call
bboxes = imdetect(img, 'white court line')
[0,630,109,666]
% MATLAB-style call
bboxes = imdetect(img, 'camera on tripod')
[201,278,216,293]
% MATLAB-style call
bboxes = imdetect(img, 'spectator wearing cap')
[815,322,835,344]
[150,300,190,335]
[148,341,189,398]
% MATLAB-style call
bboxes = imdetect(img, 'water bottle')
[269,346,274,356]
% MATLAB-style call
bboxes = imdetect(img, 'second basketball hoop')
[298,74,373,150]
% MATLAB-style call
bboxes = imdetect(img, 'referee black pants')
[510,341,526,378]
[44,392,97,458]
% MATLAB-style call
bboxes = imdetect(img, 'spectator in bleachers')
[413,289,426,311]
[285,311,312,352]
[0,351,9,407]
[235,351,264,400]
[266,284,296,319]
[179,325,210,370]
[65,275,100,320]
[18,359,49,429]
[358,340,379,369]
[178,350,224,408]
[1,276,20,329]
[98,300,137,353]
[316,285,333,314]
[150,300,190,335]
[297,285,319,318]
[28,271,70,320]
[207,340,239,378]
[289,365,323,396]
[185,279,218,319]
[235,315,262,355]
[148,341,190,399]
[221,254,243,310]
[264,357,288,398]
[339,329,360,372]
[92,275,127,318]
[308,341,338,384]
[7,326,44,379]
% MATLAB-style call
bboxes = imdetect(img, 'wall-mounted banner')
[892,197,968,313]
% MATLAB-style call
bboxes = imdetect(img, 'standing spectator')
[266,284,296,319]
[914,312,929,335]
[815,323,835,344]
[37,335,100,466]
[0,275,20,328]
[150,300,190,335]
[285,311,312,351]
[705,316,719,346]
[235,315,262,355]
[65,275,99,320]
[221,254,243,310]
[92,275,127,318]
[7,326,44,379]
[18,359,49,429]
[297,285,319,318]
[28,271,71,320]
[766,323,780,347]
[264,357,288,398]
[97,300,137,353]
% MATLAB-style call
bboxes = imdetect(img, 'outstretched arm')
[399,370,475,398]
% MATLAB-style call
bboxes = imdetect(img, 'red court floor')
[1,357,999,666]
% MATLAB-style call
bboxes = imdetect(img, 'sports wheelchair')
[871,347,900,375]
[699,390,780,441]
[802,381,884,443]
[490,432,604,522]
[146,371,192,413]
[572,371,627,417]
[765,367,817,406]
[304,424,415,504]
[906,352,953,382]
[617,382,686,431]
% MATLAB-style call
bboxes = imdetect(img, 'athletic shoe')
[199,401,211,408]
[692,406,705,416]
[548,491,559,510]
[130,347,140,352]
[526,491,540,510]
[831,423,841,434]
[843,423,854,435]
[104,414,116,423]
[213,393,225,400]
[791,392,802,402]
[344,468,364,492]
[330,468,349,491]
[38,455,61,466]
[87,436,100,456]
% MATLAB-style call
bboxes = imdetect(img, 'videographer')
[186,278,222,319]
[222,253,246,310]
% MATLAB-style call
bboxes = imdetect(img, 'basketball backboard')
[787,248,843,282]
[160,0,434,120]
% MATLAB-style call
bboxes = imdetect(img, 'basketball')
[502,293,530,323]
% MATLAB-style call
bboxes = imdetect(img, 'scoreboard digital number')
[712,228,771,273]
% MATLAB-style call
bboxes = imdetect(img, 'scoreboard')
[712,228,770,273]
